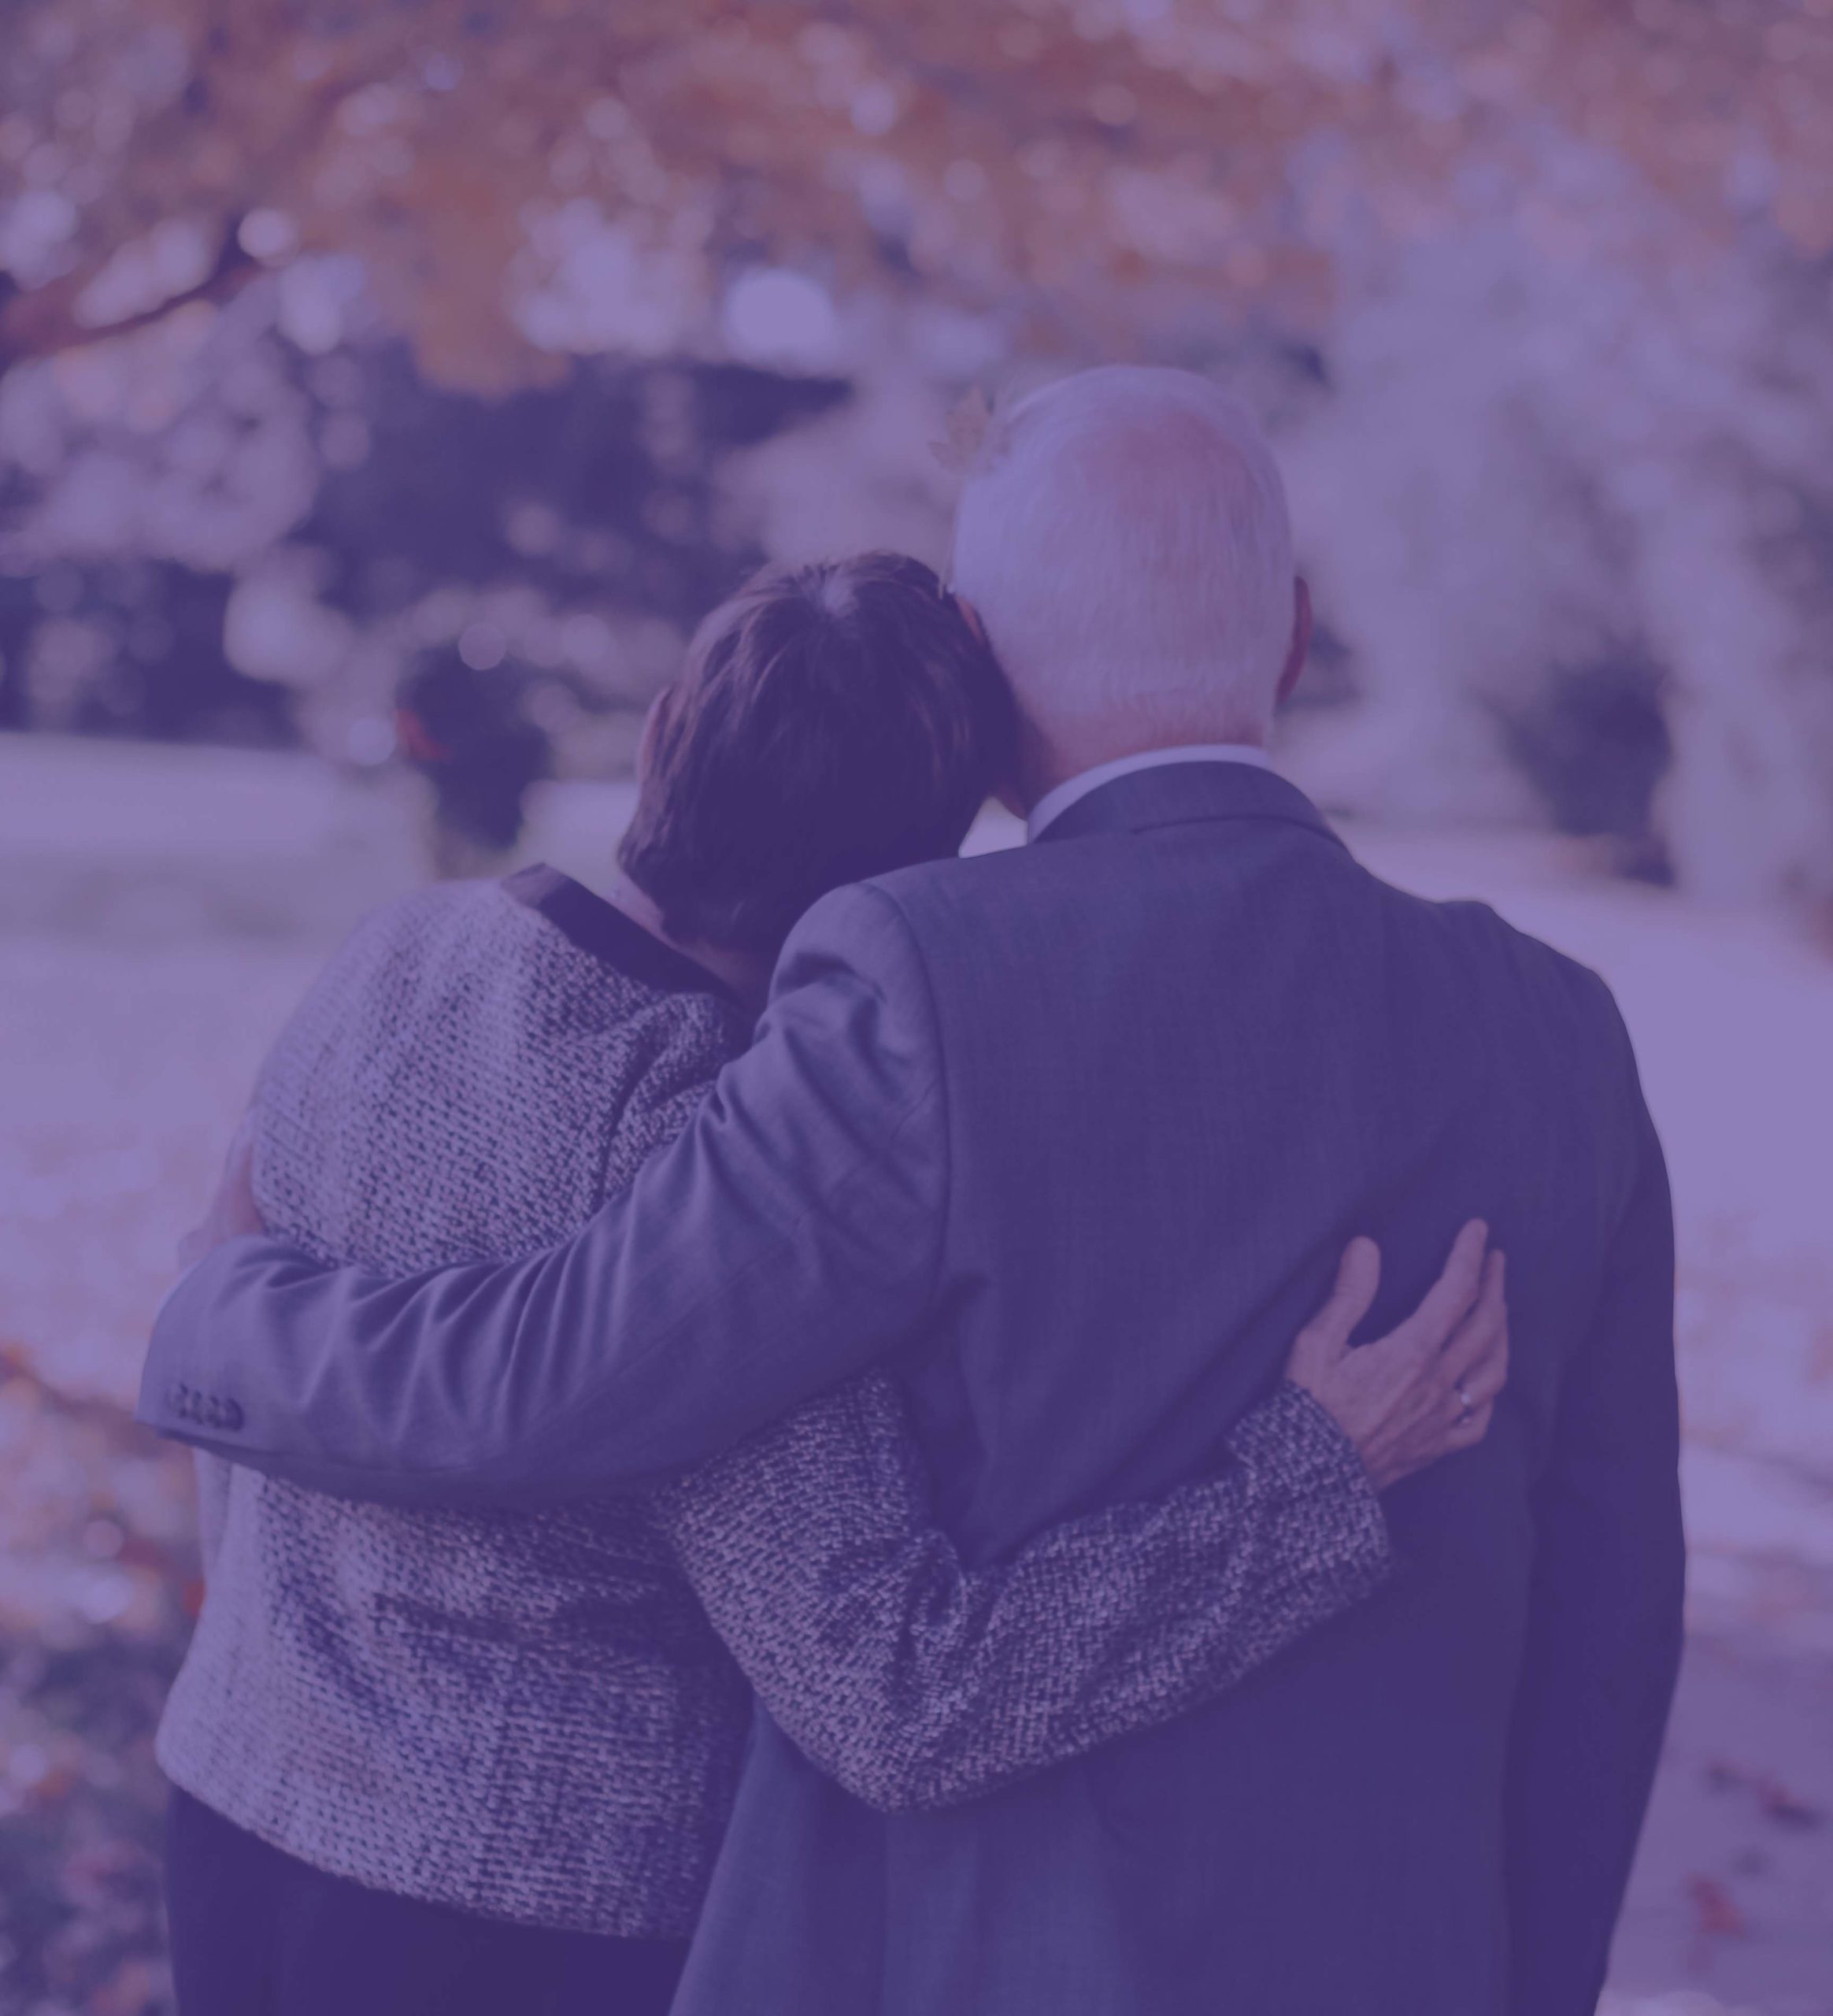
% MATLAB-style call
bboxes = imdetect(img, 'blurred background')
[0,3,1829,2011]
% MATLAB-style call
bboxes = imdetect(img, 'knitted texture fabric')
[657,1374,1390,1814]
[158,880,754,1936]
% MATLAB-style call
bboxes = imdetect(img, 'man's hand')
[176,1111,265,1272]
[1286,1220,1509,1492]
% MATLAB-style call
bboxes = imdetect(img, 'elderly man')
[145,367,1683,2016]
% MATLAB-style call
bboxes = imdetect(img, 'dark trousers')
[165,1787,690,2016]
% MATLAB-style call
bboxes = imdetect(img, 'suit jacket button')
[219,1398,245,1432]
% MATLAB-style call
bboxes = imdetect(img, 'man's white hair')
[950,366,1295,745]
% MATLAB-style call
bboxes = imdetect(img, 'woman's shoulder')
[268,876,721,1096]
[254,876,742,1262]
[293,876,512,993]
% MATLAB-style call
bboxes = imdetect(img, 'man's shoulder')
[1364,878,1645,1146]
[1418,887,1625,1030]
[779,847,1058,983]
[868,838,1609,978]
[856,836,1096,933]
[796,838,1632,1076]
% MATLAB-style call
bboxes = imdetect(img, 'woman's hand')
[176,1110,265,1272]
[1285,1220,1508,1492]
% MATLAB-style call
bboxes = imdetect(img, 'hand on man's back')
[177,1111,265,1273]
[1286,1220,1510,1492]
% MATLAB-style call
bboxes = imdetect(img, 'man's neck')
[602,870,772,1013]
[1021,739,1275,842]
[1010,717,1270,819]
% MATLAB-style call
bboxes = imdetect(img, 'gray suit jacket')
[143,763,1684,2015]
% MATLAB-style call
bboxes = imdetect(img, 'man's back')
[680,762,1683,2015]
[888,769,1631,1555]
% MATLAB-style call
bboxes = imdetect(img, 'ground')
[0,733,1827,2014]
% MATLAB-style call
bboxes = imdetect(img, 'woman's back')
[157,868,756,1936]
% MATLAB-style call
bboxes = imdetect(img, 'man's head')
[949,365,1309,802]
[619,552,1014,962]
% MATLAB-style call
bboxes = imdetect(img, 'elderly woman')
[158,553,1504,2016]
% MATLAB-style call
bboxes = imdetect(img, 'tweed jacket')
[156,865,1390,1936]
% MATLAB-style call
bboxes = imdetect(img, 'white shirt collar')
[1026,743,1273,843]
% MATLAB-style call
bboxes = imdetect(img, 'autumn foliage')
[5,0,1830,392]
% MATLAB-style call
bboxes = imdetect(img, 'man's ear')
[1276,576,1313,710]
[953,594,1028,811]
[954,593,990,649]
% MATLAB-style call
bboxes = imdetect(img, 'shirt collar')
[1026,744,1273,843]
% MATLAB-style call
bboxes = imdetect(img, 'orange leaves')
[6,0,1832,389]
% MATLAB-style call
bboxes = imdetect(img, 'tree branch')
[0,224,260,379]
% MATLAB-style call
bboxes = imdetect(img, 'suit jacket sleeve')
[657,1374,1392,1812]
[136,884,950,1503]
[1505,1043,1686,2015]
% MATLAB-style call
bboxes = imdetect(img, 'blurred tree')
[2,0,1829,393]
[2,0,1831,912]
[0,291,846,775]
[0,574,35,728]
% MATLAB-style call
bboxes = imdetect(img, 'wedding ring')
[1454,1384,1476,1425]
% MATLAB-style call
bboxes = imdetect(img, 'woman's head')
[619,552,1015,961]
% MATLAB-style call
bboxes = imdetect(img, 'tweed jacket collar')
[502,863,743,1006]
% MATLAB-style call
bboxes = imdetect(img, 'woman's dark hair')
[619,552,1015,959]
